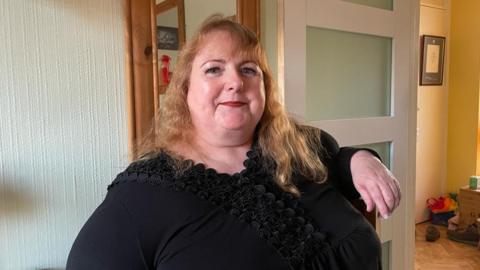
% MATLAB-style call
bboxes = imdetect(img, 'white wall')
[415,0,450,223]
[0,0,128,269]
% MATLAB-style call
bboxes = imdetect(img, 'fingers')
[387,177,401,210]
[394,178,402,207]
[357,186,374,212]
[350,151,402,218]
[382,168,401,210]
[373,175,401,218]
[372,162,401,213]
[358,178,400,219]
[379,178,396,213]
[369,184,390,219]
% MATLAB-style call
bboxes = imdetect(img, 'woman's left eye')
[241,67,258,76]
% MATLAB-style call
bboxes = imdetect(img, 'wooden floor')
[415,222,480,270]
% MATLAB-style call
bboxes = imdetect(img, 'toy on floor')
[426,194,458,226]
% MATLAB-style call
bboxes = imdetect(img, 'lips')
[220,101,247,107]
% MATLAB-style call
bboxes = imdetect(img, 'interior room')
[0,0,478,269]
[415,0,480,269]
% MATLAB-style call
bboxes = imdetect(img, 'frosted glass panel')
[306,27,392,120]
[381,241,391,269]
[342,0,393,10]
[353,142,391,168]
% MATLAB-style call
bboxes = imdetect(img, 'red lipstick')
[220,101,246,107]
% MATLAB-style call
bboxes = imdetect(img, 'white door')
[280,0,418,269]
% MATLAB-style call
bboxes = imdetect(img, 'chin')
[221,123,249,131]
[220,119,257,131]
[218,115,250,129]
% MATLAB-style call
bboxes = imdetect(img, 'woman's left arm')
[319,130,401,219]
[349,150,401,219]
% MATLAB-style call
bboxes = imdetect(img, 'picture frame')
[157,26,179,50]
[420,35,446,86]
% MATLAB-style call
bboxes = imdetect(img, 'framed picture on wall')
[157,26,179,50]
[420,35,446,86]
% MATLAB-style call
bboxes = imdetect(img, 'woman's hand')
[350,150,401,219]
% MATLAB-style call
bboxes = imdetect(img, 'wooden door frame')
[123,0,260,160]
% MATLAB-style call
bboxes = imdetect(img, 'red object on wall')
[160,55,171,85]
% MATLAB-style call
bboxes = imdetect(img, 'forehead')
[194,30,257,63]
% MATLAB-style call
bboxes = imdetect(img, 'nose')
[225,69,244,91]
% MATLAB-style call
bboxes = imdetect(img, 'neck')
[182,131,253,175]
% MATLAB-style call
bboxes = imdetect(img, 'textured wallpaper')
[0,0,128,269]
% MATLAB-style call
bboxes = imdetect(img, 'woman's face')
[187,30,265,143]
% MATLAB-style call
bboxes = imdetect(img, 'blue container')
[430,211,455,226]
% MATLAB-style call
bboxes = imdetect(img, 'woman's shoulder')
[106,152,210,215]
[68,153,216,269]
[108,152,176,191]
[102,153,217,231]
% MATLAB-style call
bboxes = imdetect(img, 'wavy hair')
[138,15,326,195]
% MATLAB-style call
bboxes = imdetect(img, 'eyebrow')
[201,59,225,67]
[200,59,258,67]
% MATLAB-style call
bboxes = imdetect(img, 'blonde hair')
[138,15,326,195]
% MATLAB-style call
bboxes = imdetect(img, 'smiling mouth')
[220,101,247,107]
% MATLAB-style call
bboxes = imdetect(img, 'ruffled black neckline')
[109,147,329,268]
[181,148,253,178]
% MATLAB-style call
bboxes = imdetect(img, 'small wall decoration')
[420,35,446,86]
[157,26,179,50]
[160,54,171,85]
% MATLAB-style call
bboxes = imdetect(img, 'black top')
[67,130,381,270]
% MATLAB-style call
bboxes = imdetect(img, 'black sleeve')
[319,130,381,200]
[66,188,148,270]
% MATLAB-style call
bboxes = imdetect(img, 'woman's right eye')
[205,67,221,74]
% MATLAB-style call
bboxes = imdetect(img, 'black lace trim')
[108,149,329,268]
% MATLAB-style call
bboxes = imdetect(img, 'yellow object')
[442,197,458,212]
[426,194,458,214]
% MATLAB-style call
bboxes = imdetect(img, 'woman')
[67,16,399,269]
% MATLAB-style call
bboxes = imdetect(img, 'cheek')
[189,75,218,100]
[186,91,194,113]
[257,81,266,106]
[251,85,266,117]
[186,83,195,109]
[187,84,218,117]
[259,93,266,116]
[186,86,203,119]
